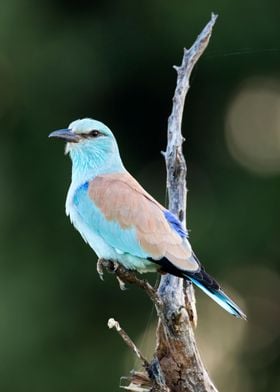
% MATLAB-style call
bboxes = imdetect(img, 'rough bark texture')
[102,13,219,392]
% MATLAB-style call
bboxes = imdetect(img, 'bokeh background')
[0,1,279,391]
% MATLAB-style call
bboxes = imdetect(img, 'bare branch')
[102,13,219,392]
[108,318,149,367]
[165,12,218,219]
[156,13,219,392]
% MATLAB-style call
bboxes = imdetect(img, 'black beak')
[48,128,79,143]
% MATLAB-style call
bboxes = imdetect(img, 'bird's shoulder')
[88,171,163,210]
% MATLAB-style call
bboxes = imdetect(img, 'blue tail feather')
[150,254,247,320]
[188,276,247,320]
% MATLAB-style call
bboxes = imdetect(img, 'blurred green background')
[0,1,279,391]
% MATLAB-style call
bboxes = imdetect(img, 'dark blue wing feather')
[163,210,188,238]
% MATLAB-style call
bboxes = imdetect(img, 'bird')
[49,118,246,319]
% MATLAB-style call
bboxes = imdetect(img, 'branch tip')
[108,318,149,367]
[211,12,218,22]
[108,317,119,330]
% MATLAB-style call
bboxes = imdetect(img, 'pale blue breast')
[71,182,150,261]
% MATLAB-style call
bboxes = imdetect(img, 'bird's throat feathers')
[67,136,125,185]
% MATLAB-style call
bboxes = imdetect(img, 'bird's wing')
[74,172,198,271]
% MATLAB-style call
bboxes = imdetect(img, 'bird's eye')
[89,130,100,137]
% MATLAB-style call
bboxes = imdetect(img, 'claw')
[117,276,127,291]
[96,259,104,281]
[113,260,119,272]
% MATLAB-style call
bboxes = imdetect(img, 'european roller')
[49,118,246,320]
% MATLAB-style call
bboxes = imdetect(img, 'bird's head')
[49,118,124,177]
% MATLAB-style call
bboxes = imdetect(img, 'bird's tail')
[184,267,247,320]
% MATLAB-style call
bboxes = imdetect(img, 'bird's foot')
[97,259,126,290]
[96,259,105,281]
[112,262,127,290]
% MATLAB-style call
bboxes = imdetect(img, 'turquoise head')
[49,118,125,182]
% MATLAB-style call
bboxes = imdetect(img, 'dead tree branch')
[103,13,219,392]
[108,318,150,367]
[155,13,218,392]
